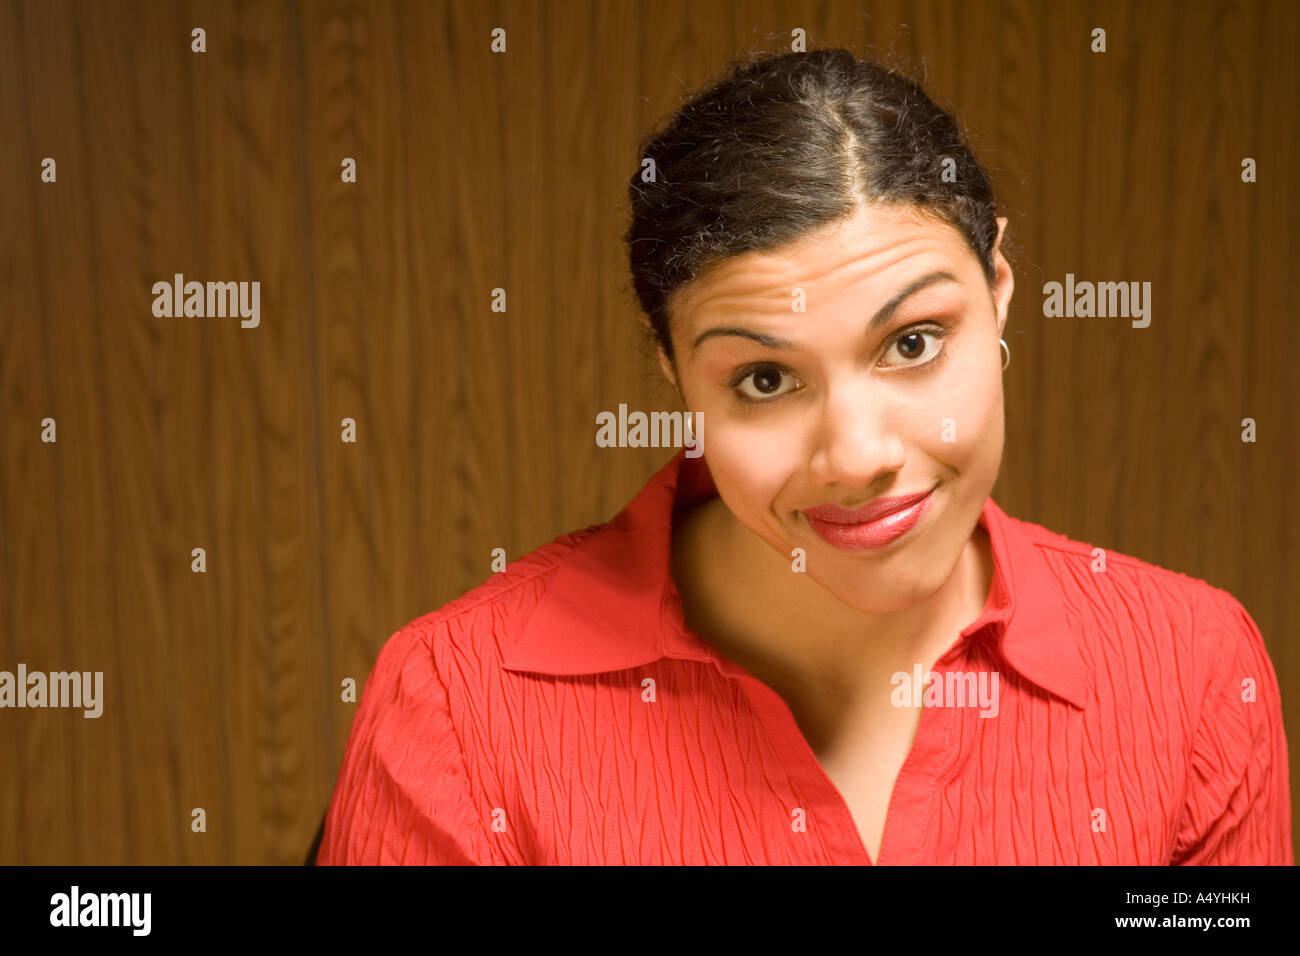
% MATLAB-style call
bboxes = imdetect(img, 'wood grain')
[0,0,1294,864]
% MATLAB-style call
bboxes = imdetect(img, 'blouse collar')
[503,449,1089,710]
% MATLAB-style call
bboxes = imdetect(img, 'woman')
[316,48,1291,865]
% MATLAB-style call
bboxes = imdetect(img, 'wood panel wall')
[1,0,1295,864]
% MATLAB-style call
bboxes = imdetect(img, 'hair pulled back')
[624,48,1003,367]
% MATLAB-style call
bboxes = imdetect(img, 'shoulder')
[1008,509,1249,617]
[363,525,600,692]
[323,531,608,866]
[1005,511,1271,700]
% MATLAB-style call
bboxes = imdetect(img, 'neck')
[674,497,994,706]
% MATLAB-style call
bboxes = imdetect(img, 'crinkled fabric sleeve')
[315,625,494,865]
[1172,596,1293,865]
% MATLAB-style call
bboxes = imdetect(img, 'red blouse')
[317,449,1292,865]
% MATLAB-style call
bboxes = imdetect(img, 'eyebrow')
[690,269,962,355]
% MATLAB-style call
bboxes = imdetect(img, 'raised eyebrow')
[691,327,795,353]
[690,270,962,356]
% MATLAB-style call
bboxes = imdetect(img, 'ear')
[640,313,680,391]
[656,346,678,391]
[990,216,1014,338]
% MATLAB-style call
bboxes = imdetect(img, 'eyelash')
[726,323,952,407]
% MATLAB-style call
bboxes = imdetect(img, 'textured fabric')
[317,449,1292,865]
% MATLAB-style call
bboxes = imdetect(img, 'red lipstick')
[802,488,935,552]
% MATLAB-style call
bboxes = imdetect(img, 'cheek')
[896,350,1003,463]
[701,422,793,520]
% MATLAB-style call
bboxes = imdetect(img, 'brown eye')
[733,366,801,403]
[897,333,925,358]
[881,327,947,367]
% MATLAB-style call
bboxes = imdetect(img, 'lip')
[802,488,935,552]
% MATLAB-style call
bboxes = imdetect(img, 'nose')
[807,379,906,489]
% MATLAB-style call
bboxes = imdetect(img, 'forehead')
[670,203,976,324]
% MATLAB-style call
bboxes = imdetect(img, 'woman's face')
[661,201,1014,613]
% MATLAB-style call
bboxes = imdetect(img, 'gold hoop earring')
[999,338,1010,371]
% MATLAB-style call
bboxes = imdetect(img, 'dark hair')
[624,47,1006,370]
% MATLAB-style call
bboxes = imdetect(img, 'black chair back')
[304,811,326,865]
